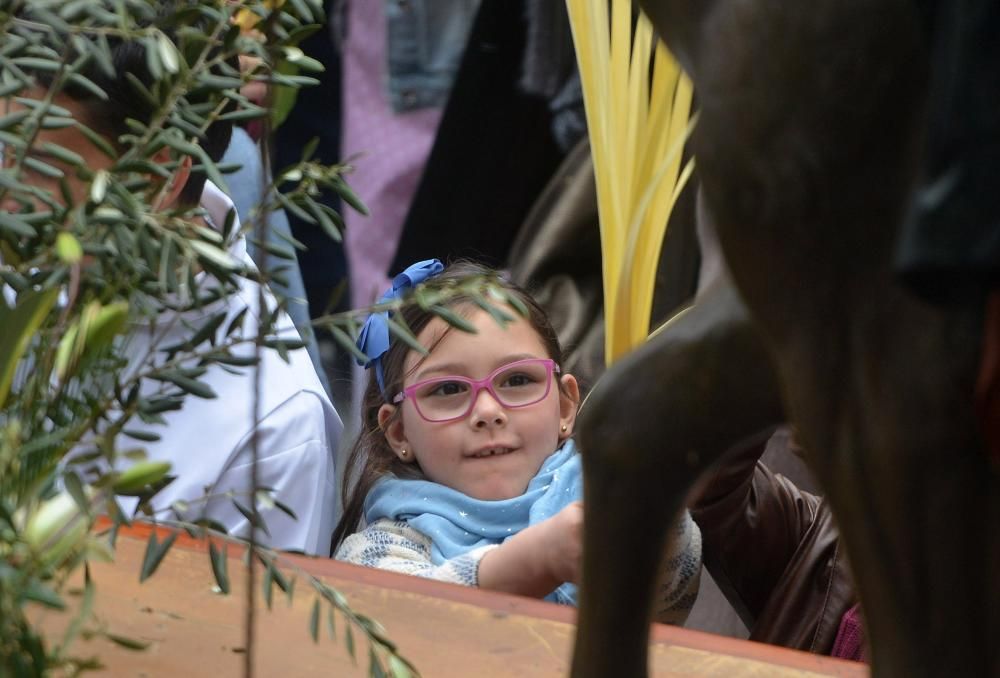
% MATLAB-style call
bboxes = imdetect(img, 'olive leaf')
[139,529,179,582]
[209,541,230,595]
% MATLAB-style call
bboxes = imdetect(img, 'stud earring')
[400,448,408,458]
[561,424,568,433]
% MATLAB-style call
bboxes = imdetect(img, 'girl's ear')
[152,148,192,210]
[378,403,414,463]
[557,373,580,440]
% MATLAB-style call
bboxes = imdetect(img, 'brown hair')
[330,261,569,553]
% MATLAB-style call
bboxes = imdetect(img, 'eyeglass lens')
[412,360,553,422]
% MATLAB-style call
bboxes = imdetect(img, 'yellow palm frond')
[566,0,696,365]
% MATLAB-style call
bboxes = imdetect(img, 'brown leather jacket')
[690,430,858,654]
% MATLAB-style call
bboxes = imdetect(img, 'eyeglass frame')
[391,358,561,423]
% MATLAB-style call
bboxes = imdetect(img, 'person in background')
[5,4,342,554]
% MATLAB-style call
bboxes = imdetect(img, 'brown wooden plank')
[34,524,868,677]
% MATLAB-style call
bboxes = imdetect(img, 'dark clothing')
[272,5,348,317]
[690,429,857,655]
[390,0,566,271]
[896,0,1000,302]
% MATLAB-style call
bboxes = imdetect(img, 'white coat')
[116,183,341,555]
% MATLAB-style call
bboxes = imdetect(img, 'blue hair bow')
[356,258,445,394]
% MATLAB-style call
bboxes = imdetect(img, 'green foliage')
[0,2,418,676]
[0,288,58,409]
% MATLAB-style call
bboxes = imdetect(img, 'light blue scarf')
[365,440,582,605]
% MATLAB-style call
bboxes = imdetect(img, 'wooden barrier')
[35,524,868,677]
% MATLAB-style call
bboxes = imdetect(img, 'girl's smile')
[466,445,515,459]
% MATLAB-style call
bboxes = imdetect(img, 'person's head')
[333,261,580,549]
[4,3,233,211]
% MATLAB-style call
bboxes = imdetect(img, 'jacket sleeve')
[335,519,497,587]
[652,510,703,625]
[689,429,825,627]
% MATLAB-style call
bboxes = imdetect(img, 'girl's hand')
[477,501,584,598]
[534,501,584,585]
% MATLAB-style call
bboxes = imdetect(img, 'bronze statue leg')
[772,287,999,678]
[570,281,784,678]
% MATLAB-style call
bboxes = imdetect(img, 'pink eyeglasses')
[392,358,560,423]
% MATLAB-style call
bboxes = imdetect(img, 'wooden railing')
[35,523,869,677]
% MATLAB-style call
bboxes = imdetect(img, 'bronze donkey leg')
[573,0,999,676]
[573,280,783,677]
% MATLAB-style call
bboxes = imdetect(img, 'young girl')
[333,260,701,622]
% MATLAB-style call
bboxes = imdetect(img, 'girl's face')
[378,306,579,501]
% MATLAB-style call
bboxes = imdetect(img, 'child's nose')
[469,387,507,429]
